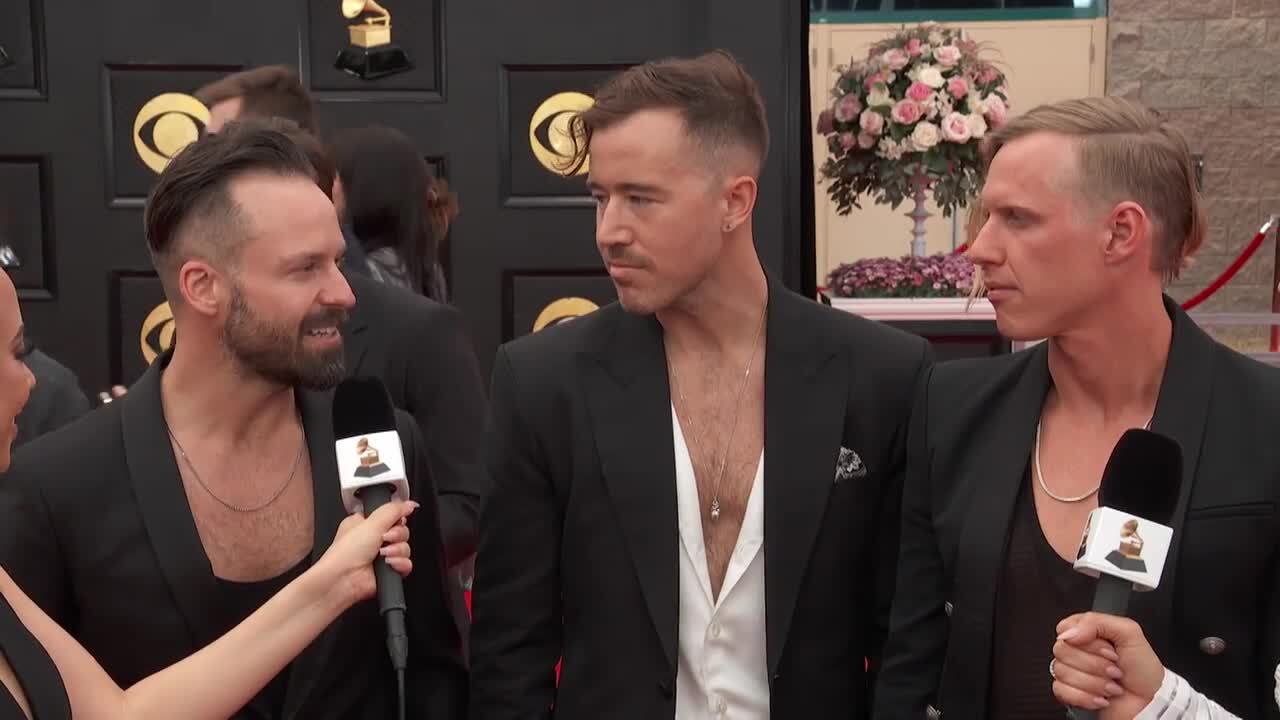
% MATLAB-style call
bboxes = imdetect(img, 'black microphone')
[332,377,410,717]
[1070,428,1183,719]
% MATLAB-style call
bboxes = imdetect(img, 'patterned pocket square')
[834,446,867,483]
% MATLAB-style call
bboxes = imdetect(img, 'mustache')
[603,251,648,269]
[299,308,349,333]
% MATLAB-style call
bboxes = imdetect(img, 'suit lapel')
[1128,298,1214,648]
[119,352,224,650]
[762,278,842,676]
[582,308,680,671]
[939,344,1050,713]
[283,387,350,716]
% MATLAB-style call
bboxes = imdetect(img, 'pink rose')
[906,81,933,102]
[985,95,1008,128]
[890,99,924,126]
[978,66,1001,86]
[941,112,972,143]
[816,109,835,134]
[882,48,910,71]
[934,45,962,68]
[839,132,857,151]
[833,94,862,123]
[864,71,886,90]
[857,132,877,149]
[859,109,885,136]
[905,37,924,58]
[947,76,969,100]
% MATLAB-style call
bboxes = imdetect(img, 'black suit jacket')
[468,273,933,719]
[0,353,468,719]
[343,270,488,570]
[874,297,1280,719]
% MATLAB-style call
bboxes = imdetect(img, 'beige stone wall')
[1109,0,1280,350]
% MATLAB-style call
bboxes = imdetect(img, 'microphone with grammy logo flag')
[1069,428,1183,720]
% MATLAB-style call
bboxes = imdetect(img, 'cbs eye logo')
[528,91,594,177]
[532,297,599,333]
[139,301,175,364]
[133,93,210,174]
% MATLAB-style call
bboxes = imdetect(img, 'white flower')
[966,112,988,139]
[941,112,972,143]
[877,136,905,160]
[929,31,944,45]
[867,87,894,107]
[911,121,941,150]
[967,93,988,115]
[919,67,946,89]
[933,45,963,68]
[859,109,886,136]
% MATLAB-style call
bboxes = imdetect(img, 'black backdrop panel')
[506,271,617,341]
[303,0,443,97]
[1,0,822,396]
[0,157,53,299]
[500,64,631,207]
[104,65,240,206]
[0,0,44,97]
[110,272,169,383]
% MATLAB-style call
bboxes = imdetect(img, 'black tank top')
[987,469,1095,718]
[214,556,309,720]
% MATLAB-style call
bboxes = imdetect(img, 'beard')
[222,283,348,390]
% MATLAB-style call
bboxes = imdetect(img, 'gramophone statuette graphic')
[1105,518,1148,573]
[334,0,413,80]
[353,436,391,478]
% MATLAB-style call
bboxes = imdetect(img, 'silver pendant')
[710,498,721,520]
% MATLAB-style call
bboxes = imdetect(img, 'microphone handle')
[1071,576,1134,720]
[355,484,409,672]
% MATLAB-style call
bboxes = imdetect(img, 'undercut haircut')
[195,65,318,134]
[143,119,324,302]
[564,50,770,177]
[981,96,1206,282]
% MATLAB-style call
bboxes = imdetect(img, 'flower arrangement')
[815,22,1010,220]
[826,252,976,299]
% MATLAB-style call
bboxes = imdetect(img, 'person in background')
[329,125,450,303]
[13,348,90,447]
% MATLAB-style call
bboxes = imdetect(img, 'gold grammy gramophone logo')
[139,301,175,364]
[529,92,594,176]
[133,93,210,174]
[532,297,599,333]
[336,0,413,80]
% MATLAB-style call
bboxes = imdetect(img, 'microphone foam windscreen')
[332,376,398,439]
[1098,428,1183,525]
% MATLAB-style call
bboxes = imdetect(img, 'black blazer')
[468,273,933,720]
[344,269,488,570]
[0,353,469,719]
[874,297,1280,719]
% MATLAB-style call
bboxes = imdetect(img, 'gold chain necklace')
[668,305,766,521]
[168,415,304,513]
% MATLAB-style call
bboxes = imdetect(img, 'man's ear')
[176,258,228,318]
[1101,201,1147,266]
[720,174,758,234]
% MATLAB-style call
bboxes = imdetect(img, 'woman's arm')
[0,499,415,720]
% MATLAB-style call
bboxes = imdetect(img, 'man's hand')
[1052,612,1166,718]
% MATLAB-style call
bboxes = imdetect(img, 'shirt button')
[710,622,722,639]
